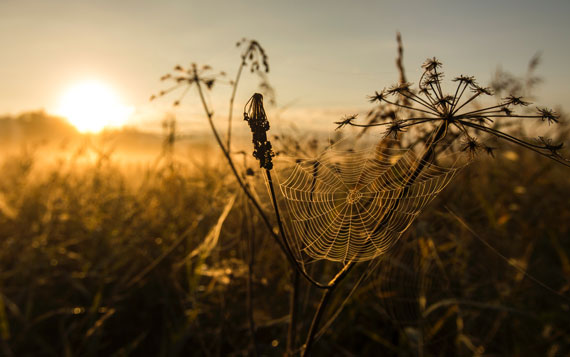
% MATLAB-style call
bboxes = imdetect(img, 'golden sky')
[1,0,569,132]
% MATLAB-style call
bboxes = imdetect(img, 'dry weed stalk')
[338,57,568,167]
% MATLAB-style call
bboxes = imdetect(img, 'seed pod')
[244,93,275,170]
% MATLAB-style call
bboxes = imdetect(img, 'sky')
[1,0,570,133]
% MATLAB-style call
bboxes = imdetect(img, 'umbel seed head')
[244,93,275,170]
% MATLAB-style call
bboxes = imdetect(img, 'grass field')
[0,125,568,356]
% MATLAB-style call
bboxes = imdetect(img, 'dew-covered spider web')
[273,137,462,263]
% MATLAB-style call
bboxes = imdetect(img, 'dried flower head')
[483,145,496,157]
[368,90,388,103]
[504,95,530,107]
[538,136,564,156]
[536,107,559,124]
[335,57,569,167]
[453,75,476,87]
[422,57,442,71]
[150,63,227,106]
[384,119,406,139]
[335,114,358,130]
[461,136,481,158]
[237,38,270,73]
[244,93,275,170]
[471,85,494,96]
[387,82,413,95]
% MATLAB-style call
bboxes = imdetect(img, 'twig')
[301,262,356,357]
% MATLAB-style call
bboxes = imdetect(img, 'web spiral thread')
[277,140,461,263]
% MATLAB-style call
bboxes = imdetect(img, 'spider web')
[275,138,461,263]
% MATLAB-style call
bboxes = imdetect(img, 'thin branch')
[459,120,570,167]
[301,261,356,357]
[382,98,440,116]
[452,91,483,115]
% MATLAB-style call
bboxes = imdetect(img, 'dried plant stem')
[265,167,365,354]
[460,121,570,166]
[226,62,245,150]
[312,260,377,342]
[396,32,406,85]
[302,290,334,357]
[193,78,287,256]
[265,170,333,289]
[301,261,356,357]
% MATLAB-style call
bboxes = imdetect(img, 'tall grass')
[0,131,568,356]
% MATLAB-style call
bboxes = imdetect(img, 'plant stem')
[369,122,447,238]
[265,169,333,290]
[227,62,245,150]
[302,289,333,357]
[196,76,334,291]
[301,262,356,357]
[193,78,287,255]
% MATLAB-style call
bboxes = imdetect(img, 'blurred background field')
[0,109,568,356]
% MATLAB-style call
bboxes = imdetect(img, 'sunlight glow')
[56,81,133,133]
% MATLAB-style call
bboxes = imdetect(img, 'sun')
[56,80,133,133]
